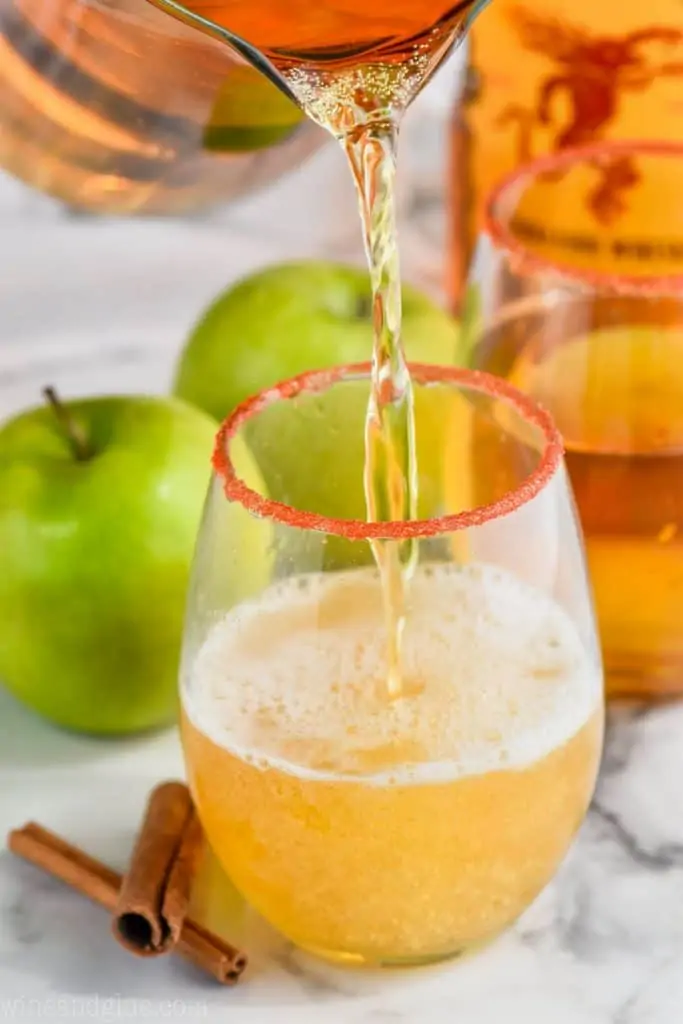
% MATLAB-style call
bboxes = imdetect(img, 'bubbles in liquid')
[184,563,601,784]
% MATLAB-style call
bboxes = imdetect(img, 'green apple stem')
[43,386,92,462]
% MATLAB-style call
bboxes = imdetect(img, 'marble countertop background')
[1,64,683,1024]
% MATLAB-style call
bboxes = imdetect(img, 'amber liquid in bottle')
[450,0,683,306]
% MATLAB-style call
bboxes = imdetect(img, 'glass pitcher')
[0,0,325,214]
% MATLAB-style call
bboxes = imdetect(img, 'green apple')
[173,261,461,566]
[203,64,305,153]
[0,392,266,735]
[174,261,461,421]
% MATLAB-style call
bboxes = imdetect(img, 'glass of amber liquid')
[467,140,683,699]
[179,362,603,967]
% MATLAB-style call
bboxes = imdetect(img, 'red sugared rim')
[212,363,563,541]
[486,139,683,297]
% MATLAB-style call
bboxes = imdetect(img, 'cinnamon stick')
[113,781,200,956]
[8,822,247,985]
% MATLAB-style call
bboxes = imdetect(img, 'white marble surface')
[2,76,683,1024]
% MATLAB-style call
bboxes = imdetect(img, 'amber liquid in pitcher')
[172,0,473,66]
[0,0,317,213]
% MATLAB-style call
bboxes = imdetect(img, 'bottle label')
[454,2,683,292]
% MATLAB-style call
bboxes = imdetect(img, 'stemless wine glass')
[464,140,683,700]
[179,363,604,968]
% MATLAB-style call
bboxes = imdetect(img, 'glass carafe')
[0,0,325,214]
